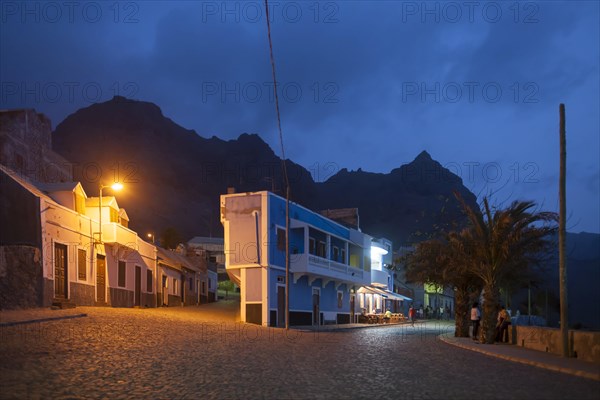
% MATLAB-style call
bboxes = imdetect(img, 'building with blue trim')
[220,191,410,326]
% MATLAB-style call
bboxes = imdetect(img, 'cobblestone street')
[1,303,598,399]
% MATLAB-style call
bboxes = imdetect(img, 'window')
[208,278,212,289]
[309,237,316,255]
[147,270,153,293]
[332,246,339,261]
[317,241,326,258]
[337,291,343,308]
[341,248,346,264]
[209,256,217,263]
[118,261,126,287]
[277,228,286,251]
[110,208,119,223]
[201,281,206,295]
[75,194,85,214]
[78,249,86,280]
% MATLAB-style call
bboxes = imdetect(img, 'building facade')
[221,191,388,327]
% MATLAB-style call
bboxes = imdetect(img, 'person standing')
[471,302,481,341]
[496,305,511,343]
[409,306,416,327]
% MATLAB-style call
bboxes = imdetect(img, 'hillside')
[52,96,478,247]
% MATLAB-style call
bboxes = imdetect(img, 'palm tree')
[404,231,482,337]
[456,194,557,343]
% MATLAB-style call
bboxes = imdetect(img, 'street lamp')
[97,182,123,243]
[147,232,155,244]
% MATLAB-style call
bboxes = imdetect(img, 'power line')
[264,0,289,190]
[264,0,291,330]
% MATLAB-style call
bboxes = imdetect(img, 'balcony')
[291,253,369,285]
[371,269,390,287]
[101,222,139,247]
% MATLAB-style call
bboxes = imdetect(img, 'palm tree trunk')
[454,286,471,337]
[481,283,500,344]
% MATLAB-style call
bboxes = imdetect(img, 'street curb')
[438,334,600,381]
[0,313,88,327]
[292,321,417,333]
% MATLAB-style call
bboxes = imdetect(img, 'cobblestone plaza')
[1,304,598,399]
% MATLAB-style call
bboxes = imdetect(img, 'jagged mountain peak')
[52,98,478,246]
[414,150,433,162]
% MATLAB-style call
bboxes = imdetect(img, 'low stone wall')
[70,282,95,306]
[0,246,44,309]
[167,295,182,307]
[141,293,156,308]
[514,325,600,363]
[109,287,134,308]
[184,293,197,306]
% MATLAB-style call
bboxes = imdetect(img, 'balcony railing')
[101,222,139,247]
[302,254,364,280]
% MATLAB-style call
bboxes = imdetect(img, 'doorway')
[96,255,106,303]
[277,285,285,327]
[162,275,168,306]
[54,243,68,298]
[312,287,320,325]
[135,266,141,307]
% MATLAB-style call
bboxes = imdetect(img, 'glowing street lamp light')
[97,182,123,243]
[147,232,155,244]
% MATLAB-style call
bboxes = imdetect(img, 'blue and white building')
[357,238,411,316]
[220,190,409,326]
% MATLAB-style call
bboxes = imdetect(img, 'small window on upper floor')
[277,228,286,251]
[110,208,119,223]
[317,241,326,258]
[309,238,316,255]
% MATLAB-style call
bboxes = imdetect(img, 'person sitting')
[383,309,392,323]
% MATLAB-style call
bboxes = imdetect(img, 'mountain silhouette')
[53,96,477,247]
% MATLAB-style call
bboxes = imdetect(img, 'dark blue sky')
[1,1,598,233]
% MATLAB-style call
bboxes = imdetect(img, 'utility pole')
[285,185,290,329]
[559,103,569,357]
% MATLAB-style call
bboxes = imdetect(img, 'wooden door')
[162,275,168,306]
[135,266,141,307]
[96,255,106,303]
[54,243,68,298]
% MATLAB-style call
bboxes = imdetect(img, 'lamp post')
[147,232,155,244]
[97,182,123,243]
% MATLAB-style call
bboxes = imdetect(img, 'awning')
[357,286,411,301]
[384,290,411,302]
